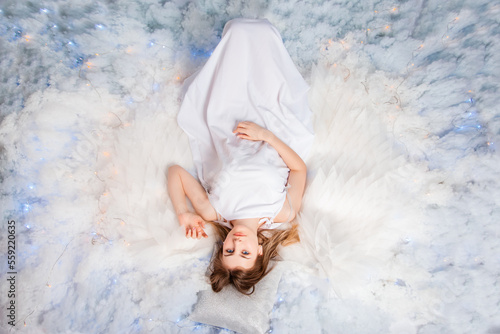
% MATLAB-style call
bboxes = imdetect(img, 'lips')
[233,233,246,237]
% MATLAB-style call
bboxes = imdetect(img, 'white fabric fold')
[178,18,314,221]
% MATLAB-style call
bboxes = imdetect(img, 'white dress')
[178,18,314,223]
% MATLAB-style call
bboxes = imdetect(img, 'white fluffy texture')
[0,0,499,333]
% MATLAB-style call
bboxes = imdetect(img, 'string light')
[23,203,31,212]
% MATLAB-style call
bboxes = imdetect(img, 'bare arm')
[233,121,306,217]
[167,165,217,238]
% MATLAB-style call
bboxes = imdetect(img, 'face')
[222,225,263,270]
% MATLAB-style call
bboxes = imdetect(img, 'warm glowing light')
[328,39,333,44]
[95,53,99,56]
[385,25,390,30]
[367,28,371,31]
[392,7,397,11]
[121,221,125,226]
[25,35,31,42]
[103,192,109,196]
[176,76,181,80]
[102,151,110,157]
[47,284,51,288]
[86,62,92,68]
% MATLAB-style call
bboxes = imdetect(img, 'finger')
[237,134,252,140]
[186,227,191,239]
[198,226,206,238]
[237,122,248,129]
[233,127,246,134]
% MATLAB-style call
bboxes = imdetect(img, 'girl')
[167,18,314,294]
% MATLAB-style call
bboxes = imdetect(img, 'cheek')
[245,241,259,252]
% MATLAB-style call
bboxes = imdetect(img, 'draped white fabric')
[178,18,314,221]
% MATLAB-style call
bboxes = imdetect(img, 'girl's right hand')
[178,212,208,239]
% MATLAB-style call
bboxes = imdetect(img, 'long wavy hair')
[208,221,299,295]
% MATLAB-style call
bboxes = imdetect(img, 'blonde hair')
[208,222,299,295]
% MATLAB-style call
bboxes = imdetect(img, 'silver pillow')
[188,264,283,334]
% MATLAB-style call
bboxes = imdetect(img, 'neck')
[230,218,262,231]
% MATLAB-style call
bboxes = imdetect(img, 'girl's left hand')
[233,121,269,142]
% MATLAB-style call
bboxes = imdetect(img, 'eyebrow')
[223,253,251,260]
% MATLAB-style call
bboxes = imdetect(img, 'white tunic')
[178,18,314,222]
